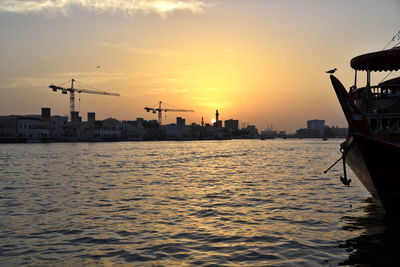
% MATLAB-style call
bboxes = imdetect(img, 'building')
[16,116,50,141]
[296,119,348,138]
[71,111,82,122]
[295,128,321,138]
[0,116,18,141]
[224,119,239,131]
[49,116,68,139]
[1,108,262,142]
[243,125,259,139]
[122,118,146,141]
[307,119,325,129]
[176,117,185,126]
[213,110,223,128]
[307,119,325,136]
[95,118,121,140]
[261,130,278,139]
[325,126,348,138]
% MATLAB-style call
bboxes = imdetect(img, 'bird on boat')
[326,68,337,74]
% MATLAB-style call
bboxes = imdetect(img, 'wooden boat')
[330,47,400,212]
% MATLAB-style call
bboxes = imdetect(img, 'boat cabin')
[348,47,400,141]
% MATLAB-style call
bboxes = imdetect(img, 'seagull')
[326,68,337,74]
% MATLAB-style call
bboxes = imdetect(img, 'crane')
[49,79,120,116]
[144,101,194,125]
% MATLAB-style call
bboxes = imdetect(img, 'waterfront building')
[165,124,189,140]
[243,125,259,139]
[325,126,348,138]
[224,119,239,131]
[0,108,261,142]
[122,119,146,141]
[295,128,321,138]
[95,118,121,140]
[70,111,82,122]
[296,119,347,138]
[49,116,68,139]
[0,116,18,141]
[176,117,186,126]
[307,119,325,136]
[17,116,50,141]
[261,130,278,139]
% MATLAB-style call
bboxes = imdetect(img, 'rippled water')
[1,139,398,266]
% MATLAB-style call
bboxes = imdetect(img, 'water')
[0,139,398,266]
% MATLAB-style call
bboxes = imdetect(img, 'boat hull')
[330,74,400,212]
[346,134,400,212]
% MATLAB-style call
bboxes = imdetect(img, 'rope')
[74,80,101,91]
[383,30,400,50]
[162,101,180,109]
[379,71,393,84]
[56,80,71,87]
[323,156,343,174]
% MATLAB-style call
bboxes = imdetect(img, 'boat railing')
[353,84,400,99]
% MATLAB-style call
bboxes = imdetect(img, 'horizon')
[1,0,400,132]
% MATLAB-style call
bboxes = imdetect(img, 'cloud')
[0,0,207,16]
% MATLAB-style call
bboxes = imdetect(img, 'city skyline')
[0,106,347,143]
[0,105,345,136]
[1,0,400,132]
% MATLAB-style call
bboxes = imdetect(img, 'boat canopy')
[350,47,400,72]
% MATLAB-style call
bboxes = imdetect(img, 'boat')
[329,46,400,212]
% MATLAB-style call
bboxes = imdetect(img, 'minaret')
[216,110,219,122]
[201,117,204,126]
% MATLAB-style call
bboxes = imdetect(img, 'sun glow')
[211,119,216,124]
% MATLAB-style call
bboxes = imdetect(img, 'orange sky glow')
[0,0,399,132]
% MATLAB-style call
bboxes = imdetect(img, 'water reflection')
[340,198,400,266]
[0,140,378,265]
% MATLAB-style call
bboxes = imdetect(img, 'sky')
[0,0,399,133]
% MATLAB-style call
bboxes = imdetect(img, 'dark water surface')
[0,139,398,266]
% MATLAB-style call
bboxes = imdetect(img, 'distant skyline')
[1,0,400,132]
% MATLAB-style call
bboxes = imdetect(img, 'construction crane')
[49,79,120,116]
[144,101,194,125]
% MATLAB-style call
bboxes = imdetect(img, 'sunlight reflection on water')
[0,139,385,266]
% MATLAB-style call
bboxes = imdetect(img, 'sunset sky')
[1,0,399,132]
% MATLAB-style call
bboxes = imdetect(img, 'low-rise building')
[95,118,121,140]
[17,116,50,142]
[49,116,68,139]
[0,116,18,141]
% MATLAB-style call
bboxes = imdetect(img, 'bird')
[96,65,101,69]
[326,68,337,74]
